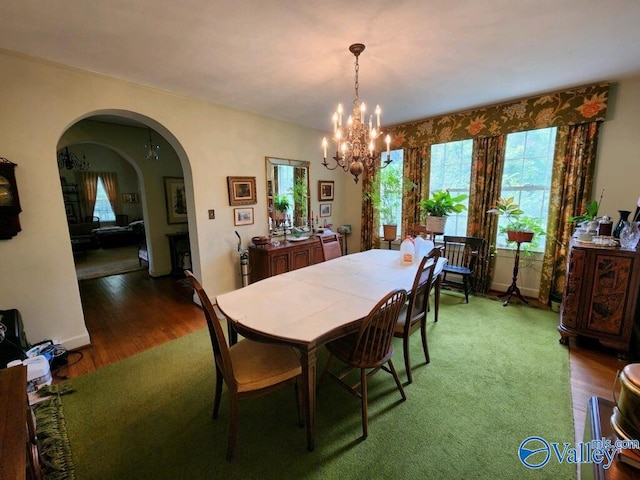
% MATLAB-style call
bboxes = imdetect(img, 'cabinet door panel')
[291,247,311,270]
[562,248,585,328]
[586,255,632,336]
[271,252,289,276]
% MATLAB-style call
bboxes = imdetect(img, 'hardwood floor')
[59,270,205,378]
[59,271,629,448]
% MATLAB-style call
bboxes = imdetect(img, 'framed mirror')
[265,157,310,234]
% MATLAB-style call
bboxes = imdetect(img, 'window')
[497,127,557,251]
[429,139,473,236]
[93,176,115,222]
[376,149,404,237]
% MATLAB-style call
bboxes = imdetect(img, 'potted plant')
[365,165,410,242]
[273,194,290,225]
[487,196,545,244]
[419,189,468,233]
[292,178,308,226]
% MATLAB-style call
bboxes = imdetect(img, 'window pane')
[429,139,473,236]
[93,177,115,222]
[378,149,404,236]
[497,127,557,251]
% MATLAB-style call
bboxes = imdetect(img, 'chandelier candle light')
[322,43,391,183]
[57,147,90,170]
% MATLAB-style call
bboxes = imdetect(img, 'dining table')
[216,248,447,451]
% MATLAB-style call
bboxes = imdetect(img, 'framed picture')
[319,203,331,217]
[234,207,254,226]
[122,193,139,204]
[227,176,257,206]
[163,177,188,224]
[318,180,334,201]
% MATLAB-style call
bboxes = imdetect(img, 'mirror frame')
[265,157,310,234]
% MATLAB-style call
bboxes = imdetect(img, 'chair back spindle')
[184,270,237,390]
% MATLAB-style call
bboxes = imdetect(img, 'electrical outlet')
[208,209,215,219]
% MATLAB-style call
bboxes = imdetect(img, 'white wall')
[0,50,347,349]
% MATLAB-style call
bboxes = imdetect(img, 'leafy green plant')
[420,190,468,218]
[487,196,523,226]
[568,199,599,224]
[487,196,546,251]
[292,178,308,224]
[273,194,290,214]
[365,165,414,225]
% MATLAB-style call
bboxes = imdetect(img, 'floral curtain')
[539,122,600,304]
[467,135,506,292]
[75,171,98,221]
[386,83,608,148]
[401,146,429,238]
[360,165,378,251]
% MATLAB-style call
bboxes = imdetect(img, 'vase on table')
[613,210,632,238]
[619,221,640,250]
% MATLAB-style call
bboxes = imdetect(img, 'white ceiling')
[2,0,640,131]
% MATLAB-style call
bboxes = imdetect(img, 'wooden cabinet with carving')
[558,241,640,356]
[249,235,341,283]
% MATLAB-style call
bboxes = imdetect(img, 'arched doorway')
[56,111,197,341]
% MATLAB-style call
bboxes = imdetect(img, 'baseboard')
[59,332,91,350]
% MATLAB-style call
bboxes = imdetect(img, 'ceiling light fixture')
[322,43,391,184]
[57,147,90,170]
[145,127,160,161]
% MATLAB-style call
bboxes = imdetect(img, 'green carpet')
[60,293,575,479]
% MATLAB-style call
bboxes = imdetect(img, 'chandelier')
[322,43,391,184]
[57,147,90,170]
[144,127,160,161]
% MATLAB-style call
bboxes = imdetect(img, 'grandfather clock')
[0,158,21,239]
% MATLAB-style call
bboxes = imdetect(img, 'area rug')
[74,246,145,280]
[59,293,575,479]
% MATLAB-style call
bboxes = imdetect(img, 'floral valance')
[387,83,609,149]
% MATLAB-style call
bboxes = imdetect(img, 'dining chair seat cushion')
[443,264,471,276]
[230,340,302,393]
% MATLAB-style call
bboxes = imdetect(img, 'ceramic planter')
[425,215,447,234]
[506,230,534,243]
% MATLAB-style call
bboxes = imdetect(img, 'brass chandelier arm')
[321,43,392,184]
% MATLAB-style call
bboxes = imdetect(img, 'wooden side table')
[583,396,640,480]
[498,239,530,306]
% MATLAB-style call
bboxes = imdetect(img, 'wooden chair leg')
[388,359,407,402]
[360,368,368,439]
[463,275,469,303]
[420,320,430,365]
[434,276,441,322]
[213,367,223,419]
[403,337,413,384]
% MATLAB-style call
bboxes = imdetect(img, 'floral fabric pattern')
[387,83,608,148]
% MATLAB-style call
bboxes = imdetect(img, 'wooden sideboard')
[558,241,640,356]
[248,235,342,283]
[0,365,42,480]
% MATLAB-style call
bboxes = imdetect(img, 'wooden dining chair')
[321,288,408,439]
[441,236,485,303]
[408,224,435,241]
[184,270,304,460]
[320,233,342,261]
[394,250,439,384]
